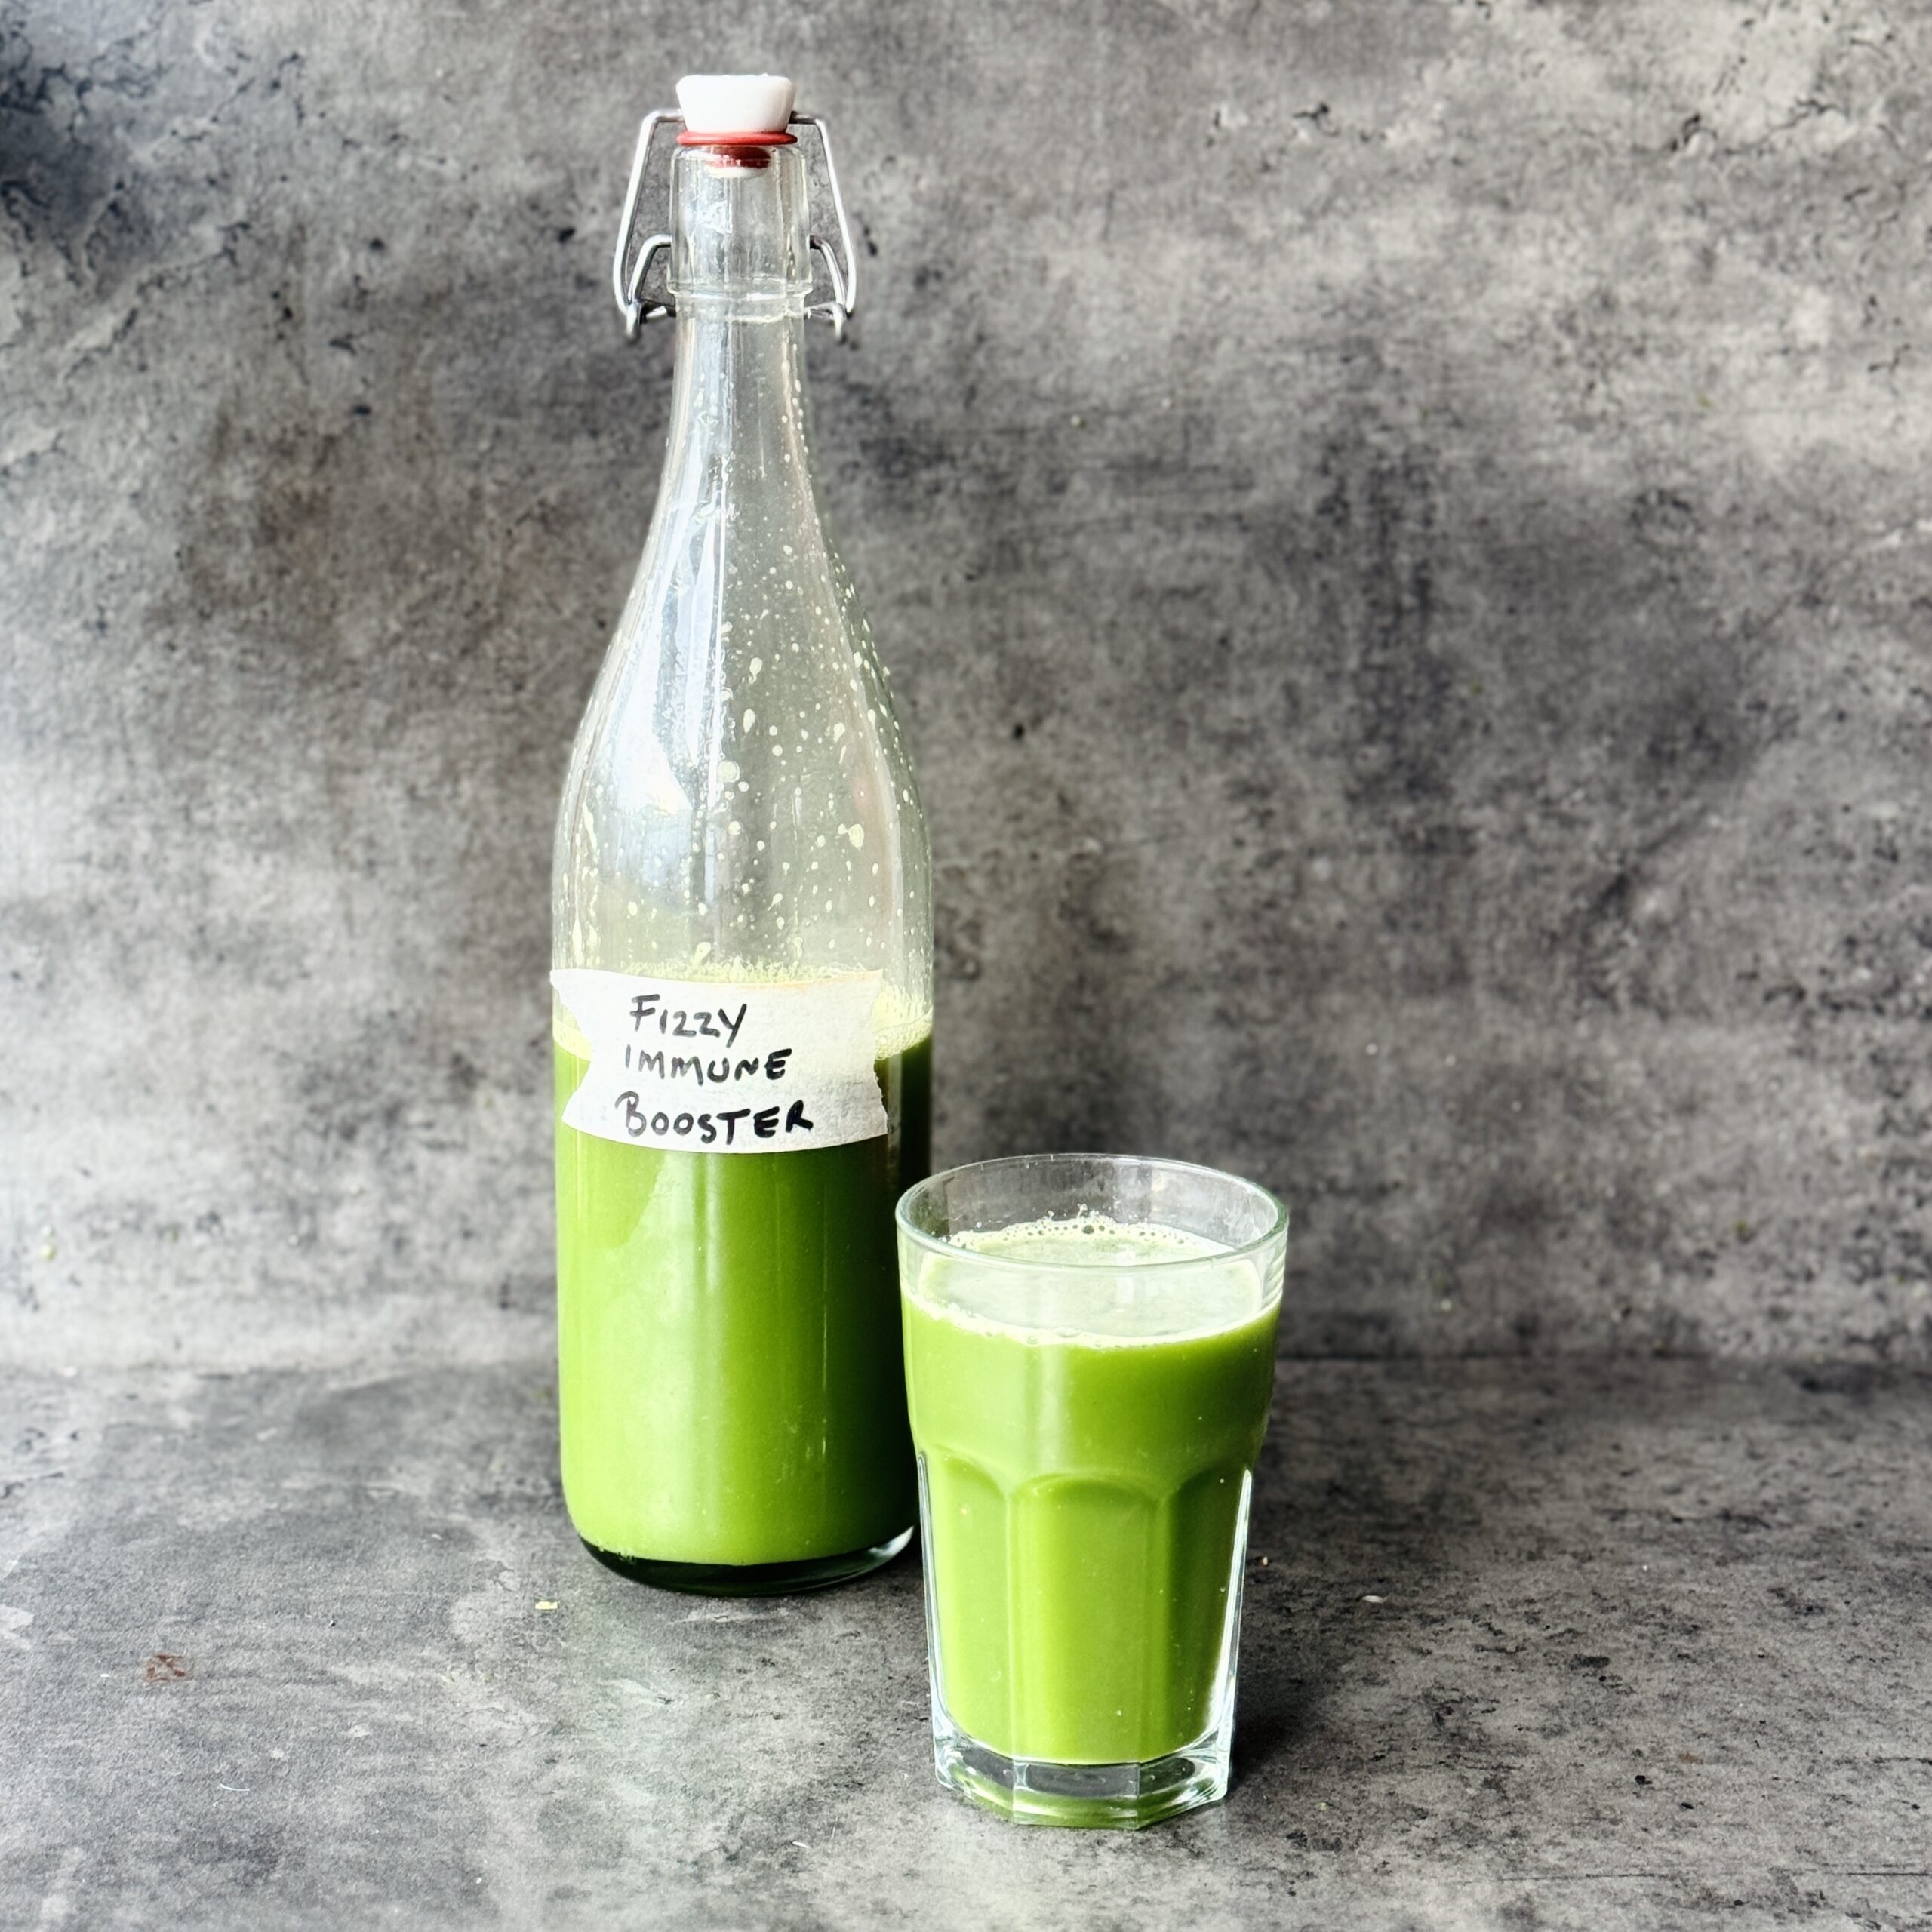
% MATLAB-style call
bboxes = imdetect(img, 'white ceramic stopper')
[676,74,795,137]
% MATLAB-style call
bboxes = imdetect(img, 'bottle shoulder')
[558,585,924,831]
[554,555,931,995]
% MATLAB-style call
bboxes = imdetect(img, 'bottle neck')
[661,302,813,487]
[668,142,811,311]
[656,144,820,530]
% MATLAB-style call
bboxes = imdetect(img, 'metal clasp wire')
[611,109,675,337]
[611,110,860,342]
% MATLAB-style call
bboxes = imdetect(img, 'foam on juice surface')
[950,1214,1226,1267]
[909,1213,1275,1346]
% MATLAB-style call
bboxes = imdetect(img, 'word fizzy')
[629,992,748,1044]
[613,1095,816,1143]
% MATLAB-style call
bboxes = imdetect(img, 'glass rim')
[894,1152,1289,1278]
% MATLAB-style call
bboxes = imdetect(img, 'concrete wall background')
[2,0,1927,1370]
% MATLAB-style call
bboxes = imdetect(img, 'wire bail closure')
[612,111,860,343]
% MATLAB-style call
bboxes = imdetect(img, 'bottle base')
[580,1525,914,1597]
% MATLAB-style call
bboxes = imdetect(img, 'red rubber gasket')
[676,129,798,148]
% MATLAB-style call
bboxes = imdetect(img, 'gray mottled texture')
[4,0,1932,1370]
[3,1359,1929,1928]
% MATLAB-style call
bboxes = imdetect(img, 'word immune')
[622,1044,794,1085]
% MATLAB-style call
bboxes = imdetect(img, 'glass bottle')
[551,77,933,1594]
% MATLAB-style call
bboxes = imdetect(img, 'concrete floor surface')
[4,1358,1927,1930]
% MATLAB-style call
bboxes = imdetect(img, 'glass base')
[930,1684,1234,1830]
[580,1525,913,1598]
[915,1451,1250,1831]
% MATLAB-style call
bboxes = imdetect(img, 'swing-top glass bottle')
[551,75,933,1593]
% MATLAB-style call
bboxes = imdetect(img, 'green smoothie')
[555,1028,929,1580]
[902,1217,1278,1767]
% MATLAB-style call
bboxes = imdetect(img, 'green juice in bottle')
[552,76,932,1594]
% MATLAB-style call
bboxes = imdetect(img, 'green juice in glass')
[555,1028,929,1583]
[902,1218,1279,1769]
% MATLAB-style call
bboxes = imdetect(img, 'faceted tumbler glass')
[897,1154,1287,1829]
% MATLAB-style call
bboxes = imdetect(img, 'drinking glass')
[897,1154,1287,1829]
